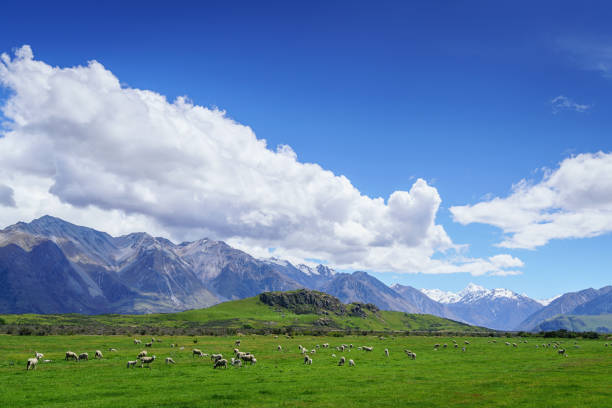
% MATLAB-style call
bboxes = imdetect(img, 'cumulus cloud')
[0,184,16,207]
[0,45,518,276]
[551,95,591,114]
[451,152,612,249]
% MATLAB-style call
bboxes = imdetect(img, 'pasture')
[1,334,610,407]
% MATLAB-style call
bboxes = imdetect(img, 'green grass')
[0,295,487,333]
[1,334,610,407]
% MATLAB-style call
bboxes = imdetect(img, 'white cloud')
[557,38,612,79]
[451,152,612,249]
[0,45,519,276]
[551,95,591,114]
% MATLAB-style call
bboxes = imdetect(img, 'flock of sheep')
[24,335,604,371]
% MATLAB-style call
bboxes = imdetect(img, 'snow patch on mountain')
[535,294,561,306]
[418,288,461,304]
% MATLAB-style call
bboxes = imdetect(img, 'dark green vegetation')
[1,333,611,407]
[0,290,486,335]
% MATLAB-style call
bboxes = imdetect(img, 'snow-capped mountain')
[534,294,562,306]
[420,283,544,330]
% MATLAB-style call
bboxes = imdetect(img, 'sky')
[1,1,611,300]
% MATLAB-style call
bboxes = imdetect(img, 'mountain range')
[0,216,610,332]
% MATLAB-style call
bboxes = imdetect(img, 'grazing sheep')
[505,342,511,346]
[348,359,355,367]
[165,357,176,365]
[193,349,204,358]
[109,348,117,352]
[461,347,466,352]
[233,348,240,355]
[231,358,242,367]
[512,343,517,348]
[311,349,316,354]
[305,357,312,365]
[65,351,78,361]
[78,353,89,361]
[179,347,185,350]
[322,343,329,348]
[558,349,566,355]
[211,354,223,362]
[338,356,346,366]
[235,340,241,347]
[409,352,416,360]
[363,346,373,352]
[151,337,156,343]
[134,339,141,345]
[241,354,256,364]
[140,355,156,368]
[138,351,148,359]
[145,342,153,348]
[332,353,336,358]
[384,349,389,357]
[277,345,282,351]
[35,352,44,359]
[127,360,138,368]
[214,359,228,369]
[26,357,38,370]
[434,344,440,349]
[464,341,470,345]
[443,344,448,348]
[95,350,103,359]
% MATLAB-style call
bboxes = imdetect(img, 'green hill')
[0,289,490,333]
[533,314,612,333]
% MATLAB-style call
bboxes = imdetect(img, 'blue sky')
[1,1,611,299]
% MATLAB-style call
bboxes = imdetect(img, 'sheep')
[134,339,141,345]
[512,343,518,348]
[214,359,228,369]
[322,343,329,348]
[151,337,156,343]
[170,344,175,348]
[193,349,204,358]
[443,344,448,348]
[145,342,153,348]
[138,351,148,359]
[231,358,242,367]
[78,353,89,361]
[235,340,241,347]
[558,349,566,355]
[179,347,185,350]
[26,357,38,370]
[241,354,256,364]
[127,360,138,368]
[311,349,316,354]
[277,345,282,351]
[211,353,223,362]
[95,350,103,359]
[332,353,336,358]
[43,359,52,363]
[454,344,458,348]
[409,352,416,360]
[109,348,117,352]
[233,348,240,355]
[464,341,470,345]
[384,349,389,357]
[274,335,279,339]
[505,342,511,346]
[461,347,466,352]
[363,346,373,352]
[165,357,176,365]
[348,359,355,367]
[338,356,346,366]
[434,344,440,349]
[305,357,312,365]
[65,351,78,361]
[140,355,156,368]
[35,352,44,359]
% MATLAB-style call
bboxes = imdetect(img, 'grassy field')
[0,295,487,333]
[1,333,610,407]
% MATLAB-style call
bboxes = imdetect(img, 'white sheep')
[65,351,78,361]
[311,349,316,354]
[322,343,329,348]
[211,353,223,362]
[277,345,282,351]
[338,356,346,366]
[363,346,373,352]
[241,354,256,364]
[231,358,242,367]
[214,358,228,369]
[145,342,153,348]
[305,357,312,365]
[95,350,103,359]
[134,339,141,345]
[138,350,148,359]
[348,359,355,367]
[126,360,138,368]
[26,357,38,370]
[35,352,44,359]
[165,357,176,365]
[140,355,156,368]
[384,348,389,357]
[193,349,204,358]
[109,348,117,352]
[558,349,566,355]
[464,341,470,345]
[235,340,241,347]
[78,353,89,361]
